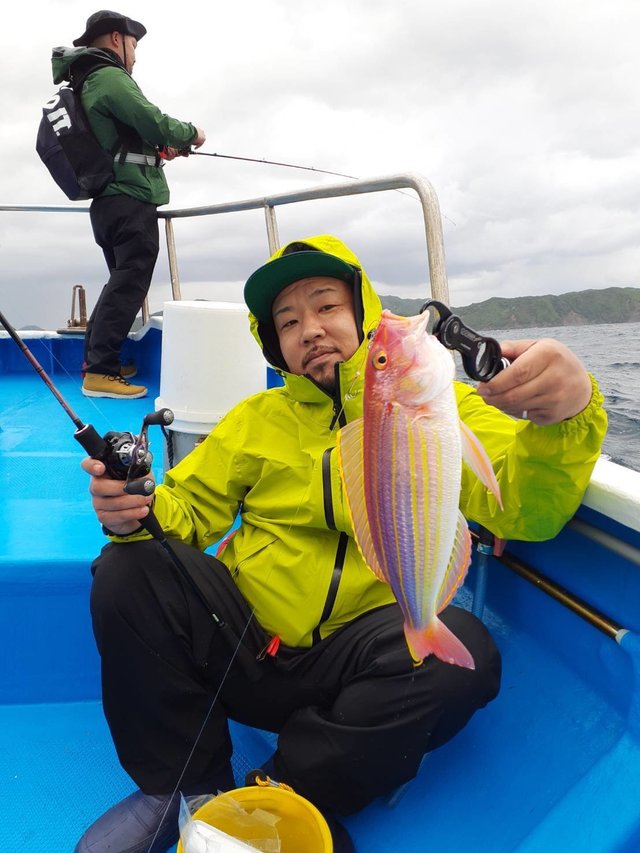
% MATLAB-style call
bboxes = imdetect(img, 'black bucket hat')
[73,10,147,46]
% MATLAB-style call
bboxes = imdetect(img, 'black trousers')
[84,194,159,375]
[90,539,501,815]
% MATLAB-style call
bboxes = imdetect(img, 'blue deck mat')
[1,604,634,852]
[2,338,640,851]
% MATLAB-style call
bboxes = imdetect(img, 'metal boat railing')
[3,177,639,640]
[1,172,450,326]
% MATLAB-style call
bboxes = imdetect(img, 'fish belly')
[364,403,462,633]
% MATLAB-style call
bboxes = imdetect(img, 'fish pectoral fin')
[336,418,387,583]
[404,617,475,669]
[436,511,472,612]
[459,418,503,510]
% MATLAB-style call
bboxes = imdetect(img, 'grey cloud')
[3,0,640,331]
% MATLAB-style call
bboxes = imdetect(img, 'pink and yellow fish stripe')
[337,310,502,668]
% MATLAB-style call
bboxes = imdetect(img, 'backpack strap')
[71,60,144,163]
[116,152,162,167]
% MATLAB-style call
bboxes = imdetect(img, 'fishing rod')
[1,308,266,849]
[0,308,166,493]
[182,149,357,180]
[468,528,631,642]
[163,147,463,230]
[171,149,455,222]
[0,309,237,627]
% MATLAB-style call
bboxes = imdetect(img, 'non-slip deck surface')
[1,620,633,851]
[2,335,639,852]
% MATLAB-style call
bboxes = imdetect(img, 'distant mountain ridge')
[380,286,640,330]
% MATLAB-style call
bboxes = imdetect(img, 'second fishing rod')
[161,146,356,179]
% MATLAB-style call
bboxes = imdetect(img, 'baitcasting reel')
[94,409,175,495]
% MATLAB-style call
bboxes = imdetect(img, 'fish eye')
[372,350,388,370]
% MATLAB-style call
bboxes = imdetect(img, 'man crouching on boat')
[77,235,607,852]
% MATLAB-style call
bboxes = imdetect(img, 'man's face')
[122,34,137,73]
[272,277,360,392]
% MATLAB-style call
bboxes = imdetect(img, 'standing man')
[51,10,206,399]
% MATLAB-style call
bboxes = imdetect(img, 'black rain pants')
[84,194,159,375]
[90,539,501,816]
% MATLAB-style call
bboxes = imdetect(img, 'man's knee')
[439,607,502,706]
[90,540,162,614]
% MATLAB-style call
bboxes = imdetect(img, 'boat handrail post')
[264,204,280,255]
[165,216,182,302]
[407,173,450,305]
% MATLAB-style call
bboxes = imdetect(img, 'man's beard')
[315,374,336,395]
[303,351,338,395]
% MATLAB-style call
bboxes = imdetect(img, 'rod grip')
[74,423,108,458]
[141,507,166,542]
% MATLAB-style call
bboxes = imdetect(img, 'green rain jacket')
[51,47,197,205]
[131,235,607,648]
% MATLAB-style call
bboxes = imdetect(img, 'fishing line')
[147,360,366,852]
[148,427,333,845]
[48,346,123,429]
[148,475,323,851]
[0,313,121,437]
[1,305,363,847]
[148,613,256,850]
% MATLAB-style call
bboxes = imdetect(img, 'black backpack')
[36,72,115,201]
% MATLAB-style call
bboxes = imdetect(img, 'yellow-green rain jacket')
[148,235,607,648]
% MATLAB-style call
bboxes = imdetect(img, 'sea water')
[460,321,640,473]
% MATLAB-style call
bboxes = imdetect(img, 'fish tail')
[404,617,476,670]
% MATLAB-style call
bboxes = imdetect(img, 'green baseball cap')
[244,250,356,323]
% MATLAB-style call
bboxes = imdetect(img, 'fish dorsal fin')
[458,419,503,510]
[336,418,388,583]
[436,510,472,612]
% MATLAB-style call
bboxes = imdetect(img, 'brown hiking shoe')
[82,373,147,399]
[81,362,137,379]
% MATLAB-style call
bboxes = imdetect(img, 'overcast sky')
[2,0,640,330]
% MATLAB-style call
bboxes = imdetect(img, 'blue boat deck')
[2,329,640,852]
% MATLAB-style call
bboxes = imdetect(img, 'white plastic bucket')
[155,301,267,461]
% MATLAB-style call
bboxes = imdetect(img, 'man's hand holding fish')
[477,337,594,425]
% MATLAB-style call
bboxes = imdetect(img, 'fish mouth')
[303,347,337,369]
